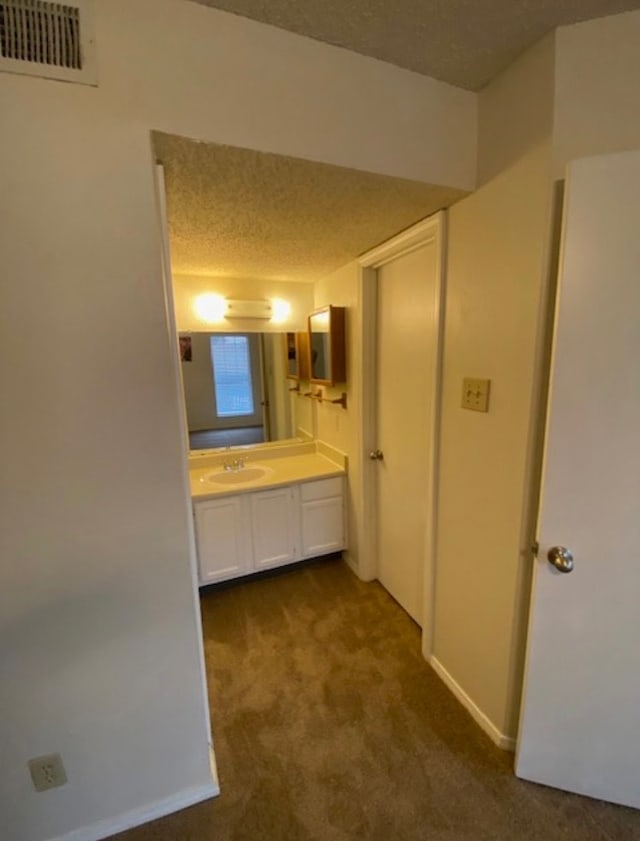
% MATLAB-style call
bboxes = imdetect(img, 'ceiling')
[154,132,465,282]
[189,0,640,90]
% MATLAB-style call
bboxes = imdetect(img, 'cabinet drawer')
[300,476,343,501]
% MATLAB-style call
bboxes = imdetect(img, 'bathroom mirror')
[309,306,346,385]
[179,331,300,451]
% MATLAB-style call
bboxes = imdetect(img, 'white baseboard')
[429,656,516,751]
[343,550,374,582]
[342,550,358,576]
[48,778,219,841]
[208,743,219,793]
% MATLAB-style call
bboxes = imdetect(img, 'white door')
[516,151,640,808]
[374,239,439,625]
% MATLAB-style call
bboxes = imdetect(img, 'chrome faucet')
[223,457,246,472]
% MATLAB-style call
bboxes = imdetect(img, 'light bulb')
[194,293,227,323]
[271,298,292,324]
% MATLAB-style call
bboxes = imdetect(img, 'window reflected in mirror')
[179,332,297,450]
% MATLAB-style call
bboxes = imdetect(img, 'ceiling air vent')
[0,0,96,85]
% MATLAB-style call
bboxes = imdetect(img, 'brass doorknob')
[547,546,574,573]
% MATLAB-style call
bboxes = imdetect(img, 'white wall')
[313,262,362,571]
[430,10,640,747]
[262,333,294,441]
[180,333,217,430]
[477,34,556,186]
[553,10,640,178]
[0,111,215,841]
[0,2,476,838]
[100,1,477,189]
[433,34,556,742]
[292,376,315,440]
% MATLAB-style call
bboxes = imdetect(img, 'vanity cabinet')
[308,306,346,385]
[194,476,345,585]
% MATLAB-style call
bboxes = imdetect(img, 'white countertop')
[189,445,346,501]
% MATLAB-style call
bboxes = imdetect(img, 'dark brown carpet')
[110,558,640,841]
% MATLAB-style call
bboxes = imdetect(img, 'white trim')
[357,212,446,652]
[153,162,214,750]
[46,781,219,841]
[354,264,378,583]
[430,656,516,751]
[358,216,440,268]
[421,211,447,659]
[343,550,359,577]
[208,743,220,796]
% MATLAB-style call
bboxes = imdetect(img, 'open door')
[516,151,640,808]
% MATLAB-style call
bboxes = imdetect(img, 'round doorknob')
[547,546,574,573]
[369,449,384,461]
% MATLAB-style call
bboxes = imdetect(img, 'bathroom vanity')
[189,442,346,585]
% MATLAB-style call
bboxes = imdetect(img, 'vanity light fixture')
[226,299,273,319]
[193,294,292,324]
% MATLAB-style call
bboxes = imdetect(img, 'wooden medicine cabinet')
[308,306,346,385]
[284,331,310,381]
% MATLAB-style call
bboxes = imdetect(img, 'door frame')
[357,211,447,657]
[154,164,215,756]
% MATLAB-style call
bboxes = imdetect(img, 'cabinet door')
[194,496,251,585]
[301,497,345,558]
[251,487,298,571]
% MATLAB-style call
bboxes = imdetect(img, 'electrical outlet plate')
[462,377,491,412]
[28,753,68,792]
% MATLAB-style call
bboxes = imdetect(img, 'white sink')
[201,465,273,486]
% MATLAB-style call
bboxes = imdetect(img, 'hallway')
[110,559,640,841]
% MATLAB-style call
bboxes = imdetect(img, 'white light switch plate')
[462,378,491,412]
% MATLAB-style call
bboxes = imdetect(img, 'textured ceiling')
[188,0,640,90]
[154,132,465,282]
